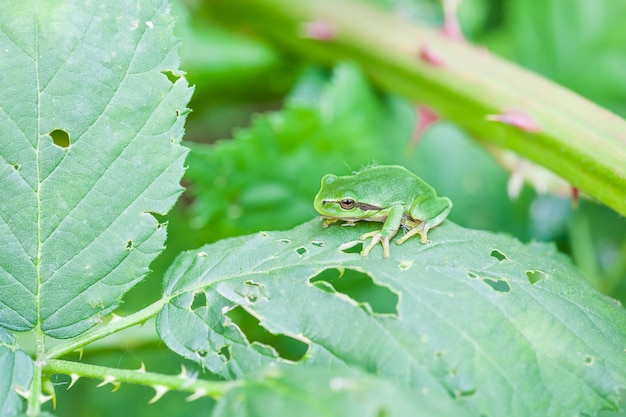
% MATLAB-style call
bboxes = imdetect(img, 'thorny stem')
[45,297,170,360]
[45,359,237,400]
[208,0,626,216]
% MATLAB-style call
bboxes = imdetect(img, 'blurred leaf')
[212,365,472,417]
[0,0,192,338]
[498,0,626,115]
[158,218,626,417]
[0,329,33,417]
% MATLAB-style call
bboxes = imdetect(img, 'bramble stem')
[45,298,169,360]
[45,359,236,399]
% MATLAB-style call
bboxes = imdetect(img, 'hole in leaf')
[124,240,133,250]
[12,163,20,171]
[225,306,308,362]
[218,345,231,361]
[339,241,362,255]
[191,291,207,310]
[309,268,399,316]
[490,249,507,261]
[467,271,478,279]
[455,388,477,399]
[311,240,325,247]
[196,350,208,359]
[482,278,511,293]
[526,270,547,285]
[584,355,594,366]
[50,129,70,148]
[277,238,291,244]
[161,70,181,83]
[296,247,307,255]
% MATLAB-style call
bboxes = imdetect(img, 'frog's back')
[354,165,433,200]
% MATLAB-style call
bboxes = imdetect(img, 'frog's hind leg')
[397,196,452,244]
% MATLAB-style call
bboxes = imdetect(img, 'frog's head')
[313,174,382,220]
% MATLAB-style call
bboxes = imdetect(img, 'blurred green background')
[48,0,626,415]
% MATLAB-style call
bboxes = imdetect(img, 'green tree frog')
[314,165,452,258]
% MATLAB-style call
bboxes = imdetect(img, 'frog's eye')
[340,199,356,210]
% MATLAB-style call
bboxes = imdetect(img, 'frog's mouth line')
[322,200,382,211]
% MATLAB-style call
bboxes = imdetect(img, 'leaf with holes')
[212,365,472,417]
[158,219,626,417]
[0,1,192,338]
[0,328,33,417]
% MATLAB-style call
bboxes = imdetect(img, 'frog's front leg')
[360,205,404,258]
[398,195,452,244]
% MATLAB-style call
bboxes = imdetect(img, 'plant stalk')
[45,297,169,360]
[45,359,236,399]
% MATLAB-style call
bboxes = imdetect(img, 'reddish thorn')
[300,20,336,41]
[486,109,542,133]
[419,44,445,67]
[442,13,464,41]
[571,186,579,208]
[441,0,465,41]
[411,105,440,146]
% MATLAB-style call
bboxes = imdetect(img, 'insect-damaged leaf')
[158,219,626,417]
[0,0,191,338]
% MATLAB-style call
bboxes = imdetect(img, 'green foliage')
[1,0,626,416]
[0,0,191,339]
[158,219,626,417]
[0,329,33,417]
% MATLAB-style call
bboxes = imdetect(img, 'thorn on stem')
[419,43,445,67]
[186,389,208,402]
[97,375,120,392]
[571,186,580,208]
[68,374,80,390]
[411,105,440,146]
[149,385,169,404]
[441,0,465,40]
[300,20,336,41]
[486,109,542,132]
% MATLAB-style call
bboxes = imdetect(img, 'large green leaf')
[0,0,192,338]
[0,328,33,417]
[211,365,472,417]
[158,219,626,417]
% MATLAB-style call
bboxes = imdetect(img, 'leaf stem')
[44,359,237,399]
[26,327,45,415]
[46,297,169,360]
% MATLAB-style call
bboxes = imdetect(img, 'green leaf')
[158,219,626,417]
[211,365,472,417]
[0,328,33,417]
[0,1,192,338]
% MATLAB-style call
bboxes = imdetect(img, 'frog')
[313,165,452,258]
